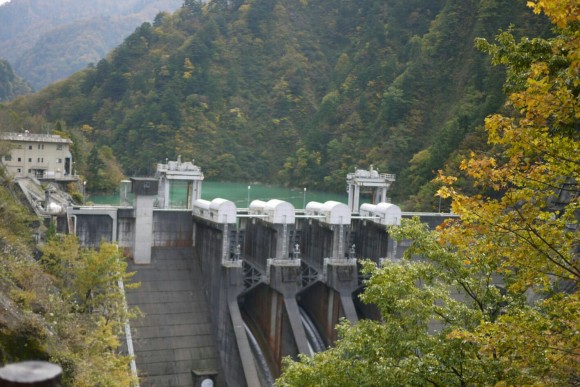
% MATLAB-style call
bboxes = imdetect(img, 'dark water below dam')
[90,181,347,208]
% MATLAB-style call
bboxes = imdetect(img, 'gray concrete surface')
[126,247,222,386]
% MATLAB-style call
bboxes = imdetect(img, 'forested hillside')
[0,59,32,101]
[0,172,137,384]
[0,0,182,90]
[278,1,579,384]
[4,0,550,209]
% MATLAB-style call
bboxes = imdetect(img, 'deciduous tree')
[277,1,579,385]
[41,236,138,385]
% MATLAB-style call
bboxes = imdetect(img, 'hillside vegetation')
[0,59,32,102]
[278,0,579,384]
[0,172,137,384]
[4,0,550,209]
[0,0,182,90]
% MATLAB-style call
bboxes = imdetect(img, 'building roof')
[0,132,72,144]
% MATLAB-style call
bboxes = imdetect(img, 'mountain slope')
[0,0,183,90]
[5,0,550,209]
[0,58,32,101]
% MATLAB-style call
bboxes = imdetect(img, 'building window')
[17,157,21,162]
[57,158,62,163]
[56,145,63,150]
[28,145,32,150]
[4,155,11,161]
[17,168,21,173]
[28,158,32,162]
[37,157,40,162]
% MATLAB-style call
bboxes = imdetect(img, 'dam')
[63,158,455,386]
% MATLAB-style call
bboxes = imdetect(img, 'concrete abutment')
[63,167,459,386]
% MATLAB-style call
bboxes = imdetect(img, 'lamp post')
[303,187,307,209]
[247,185,251,208]
[83,181,87,205]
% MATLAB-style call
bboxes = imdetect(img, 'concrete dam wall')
[64,168,456,386]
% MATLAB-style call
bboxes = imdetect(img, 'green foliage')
[279,2,579,385]
[0,330,48,365]
[0,59,32,102]
[0,183,138,385]
[475,27,560,93]
[279,215,578,386]
[278,218,512,386]
[82,143,125,193]
[0,185,35,248]
[432,2,580,378]
[183,0,203,14]
[4,0,549,208]
[41,236,136,312]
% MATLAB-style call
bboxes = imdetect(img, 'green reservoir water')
[89,181,347,209]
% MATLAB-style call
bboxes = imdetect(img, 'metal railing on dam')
[65,198,455,386]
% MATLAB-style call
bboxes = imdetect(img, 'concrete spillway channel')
[125,247,223,386]
[54,164,458,386]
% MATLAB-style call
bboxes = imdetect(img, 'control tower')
[346,165,396,212]
[156,156,204,209]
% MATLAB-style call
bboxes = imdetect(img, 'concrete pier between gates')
[64,164,457,386]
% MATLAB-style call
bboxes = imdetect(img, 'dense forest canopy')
[3,0,550,209]
[277,0,579,384]
[0,59,32,101]
[0,1,576,384]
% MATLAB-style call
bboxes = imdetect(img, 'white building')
[0,131,74,180]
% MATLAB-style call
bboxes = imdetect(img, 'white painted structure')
[249,199,295,224]
[346,166,396,212]
[156,156,204,209]
[305,201,351,225]
[0,132,74,180]
[193,198,237,224]
[359,202,402,226]
[132,178,158,264]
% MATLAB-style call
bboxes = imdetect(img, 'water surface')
[90,181,346,209]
